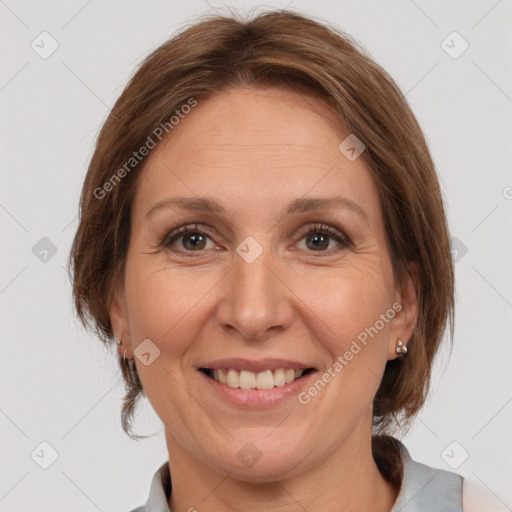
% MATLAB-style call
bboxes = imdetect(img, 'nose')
[215,245,294,341]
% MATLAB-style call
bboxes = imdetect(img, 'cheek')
[124,264,206,418]
[124,261,212,355]
[297,270,393,414]
[293,262,393,348]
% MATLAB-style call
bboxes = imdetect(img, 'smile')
[200,368,315,390]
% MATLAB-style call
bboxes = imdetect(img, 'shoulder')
[386,440,502,512]
[127,460,172,512]
[462,476,507,512]
[387,439,463,511]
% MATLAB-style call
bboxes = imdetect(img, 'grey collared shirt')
[129,441,463,511]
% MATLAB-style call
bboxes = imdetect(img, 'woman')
[69,9,483,511]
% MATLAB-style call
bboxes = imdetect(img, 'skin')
[109,86,418,511]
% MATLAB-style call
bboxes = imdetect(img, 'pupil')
[185,233,205,250]
[308,233,328,250]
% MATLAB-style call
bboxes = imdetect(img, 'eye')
[161,223,218,255]
[160,222,351,256]
[294,223,351,254]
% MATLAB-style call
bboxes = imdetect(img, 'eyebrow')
[145,195,368,223]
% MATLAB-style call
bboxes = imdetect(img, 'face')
[109,86,417,480]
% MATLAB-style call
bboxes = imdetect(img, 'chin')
[203,433,311,482]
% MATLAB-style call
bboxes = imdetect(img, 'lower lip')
[198,370,317,407]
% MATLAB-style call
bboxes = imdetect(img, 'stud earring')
[396,339,408,357]
[117,339,122,345]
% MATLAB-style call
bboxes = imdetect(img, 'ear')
[108,272,131,356]
[387,262,420,360]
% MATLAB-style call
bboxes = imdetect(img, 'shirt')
[129,439,464,511]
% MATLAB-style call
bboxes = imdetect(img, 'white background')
[1,0,511,510]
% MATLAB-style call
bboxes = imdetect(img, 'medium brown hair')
[68,9,454,452]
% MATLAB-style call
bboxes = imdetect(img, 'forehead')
[154,86,348,164]
[132,86,380,220]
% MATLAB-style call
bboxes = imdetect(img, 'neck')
[165,427,399,512]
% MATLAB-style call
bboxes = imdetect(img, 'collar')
[390,442,463,511]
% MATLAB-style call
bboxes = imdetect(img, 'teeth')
[227,369,239,388]
[255,370,274,389]
[209,368,307,389]
[239,370,256,390]
[285,369,295,384]
[274,368,286,387]
[218,368,228,384]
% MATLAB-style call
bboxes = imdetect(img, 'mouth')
[199,367,316,390]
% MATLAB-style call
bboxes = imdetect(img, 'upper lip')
[197,358,316,373]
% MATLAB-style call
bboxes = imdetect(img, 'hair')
[68,8,454,476]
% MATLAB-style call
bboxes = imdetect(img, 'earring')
[117,339,122,345]
[123,348,128,363]
[396,339,408,357]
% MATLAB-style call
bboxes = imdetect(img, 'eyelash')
[160,222,352,257]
